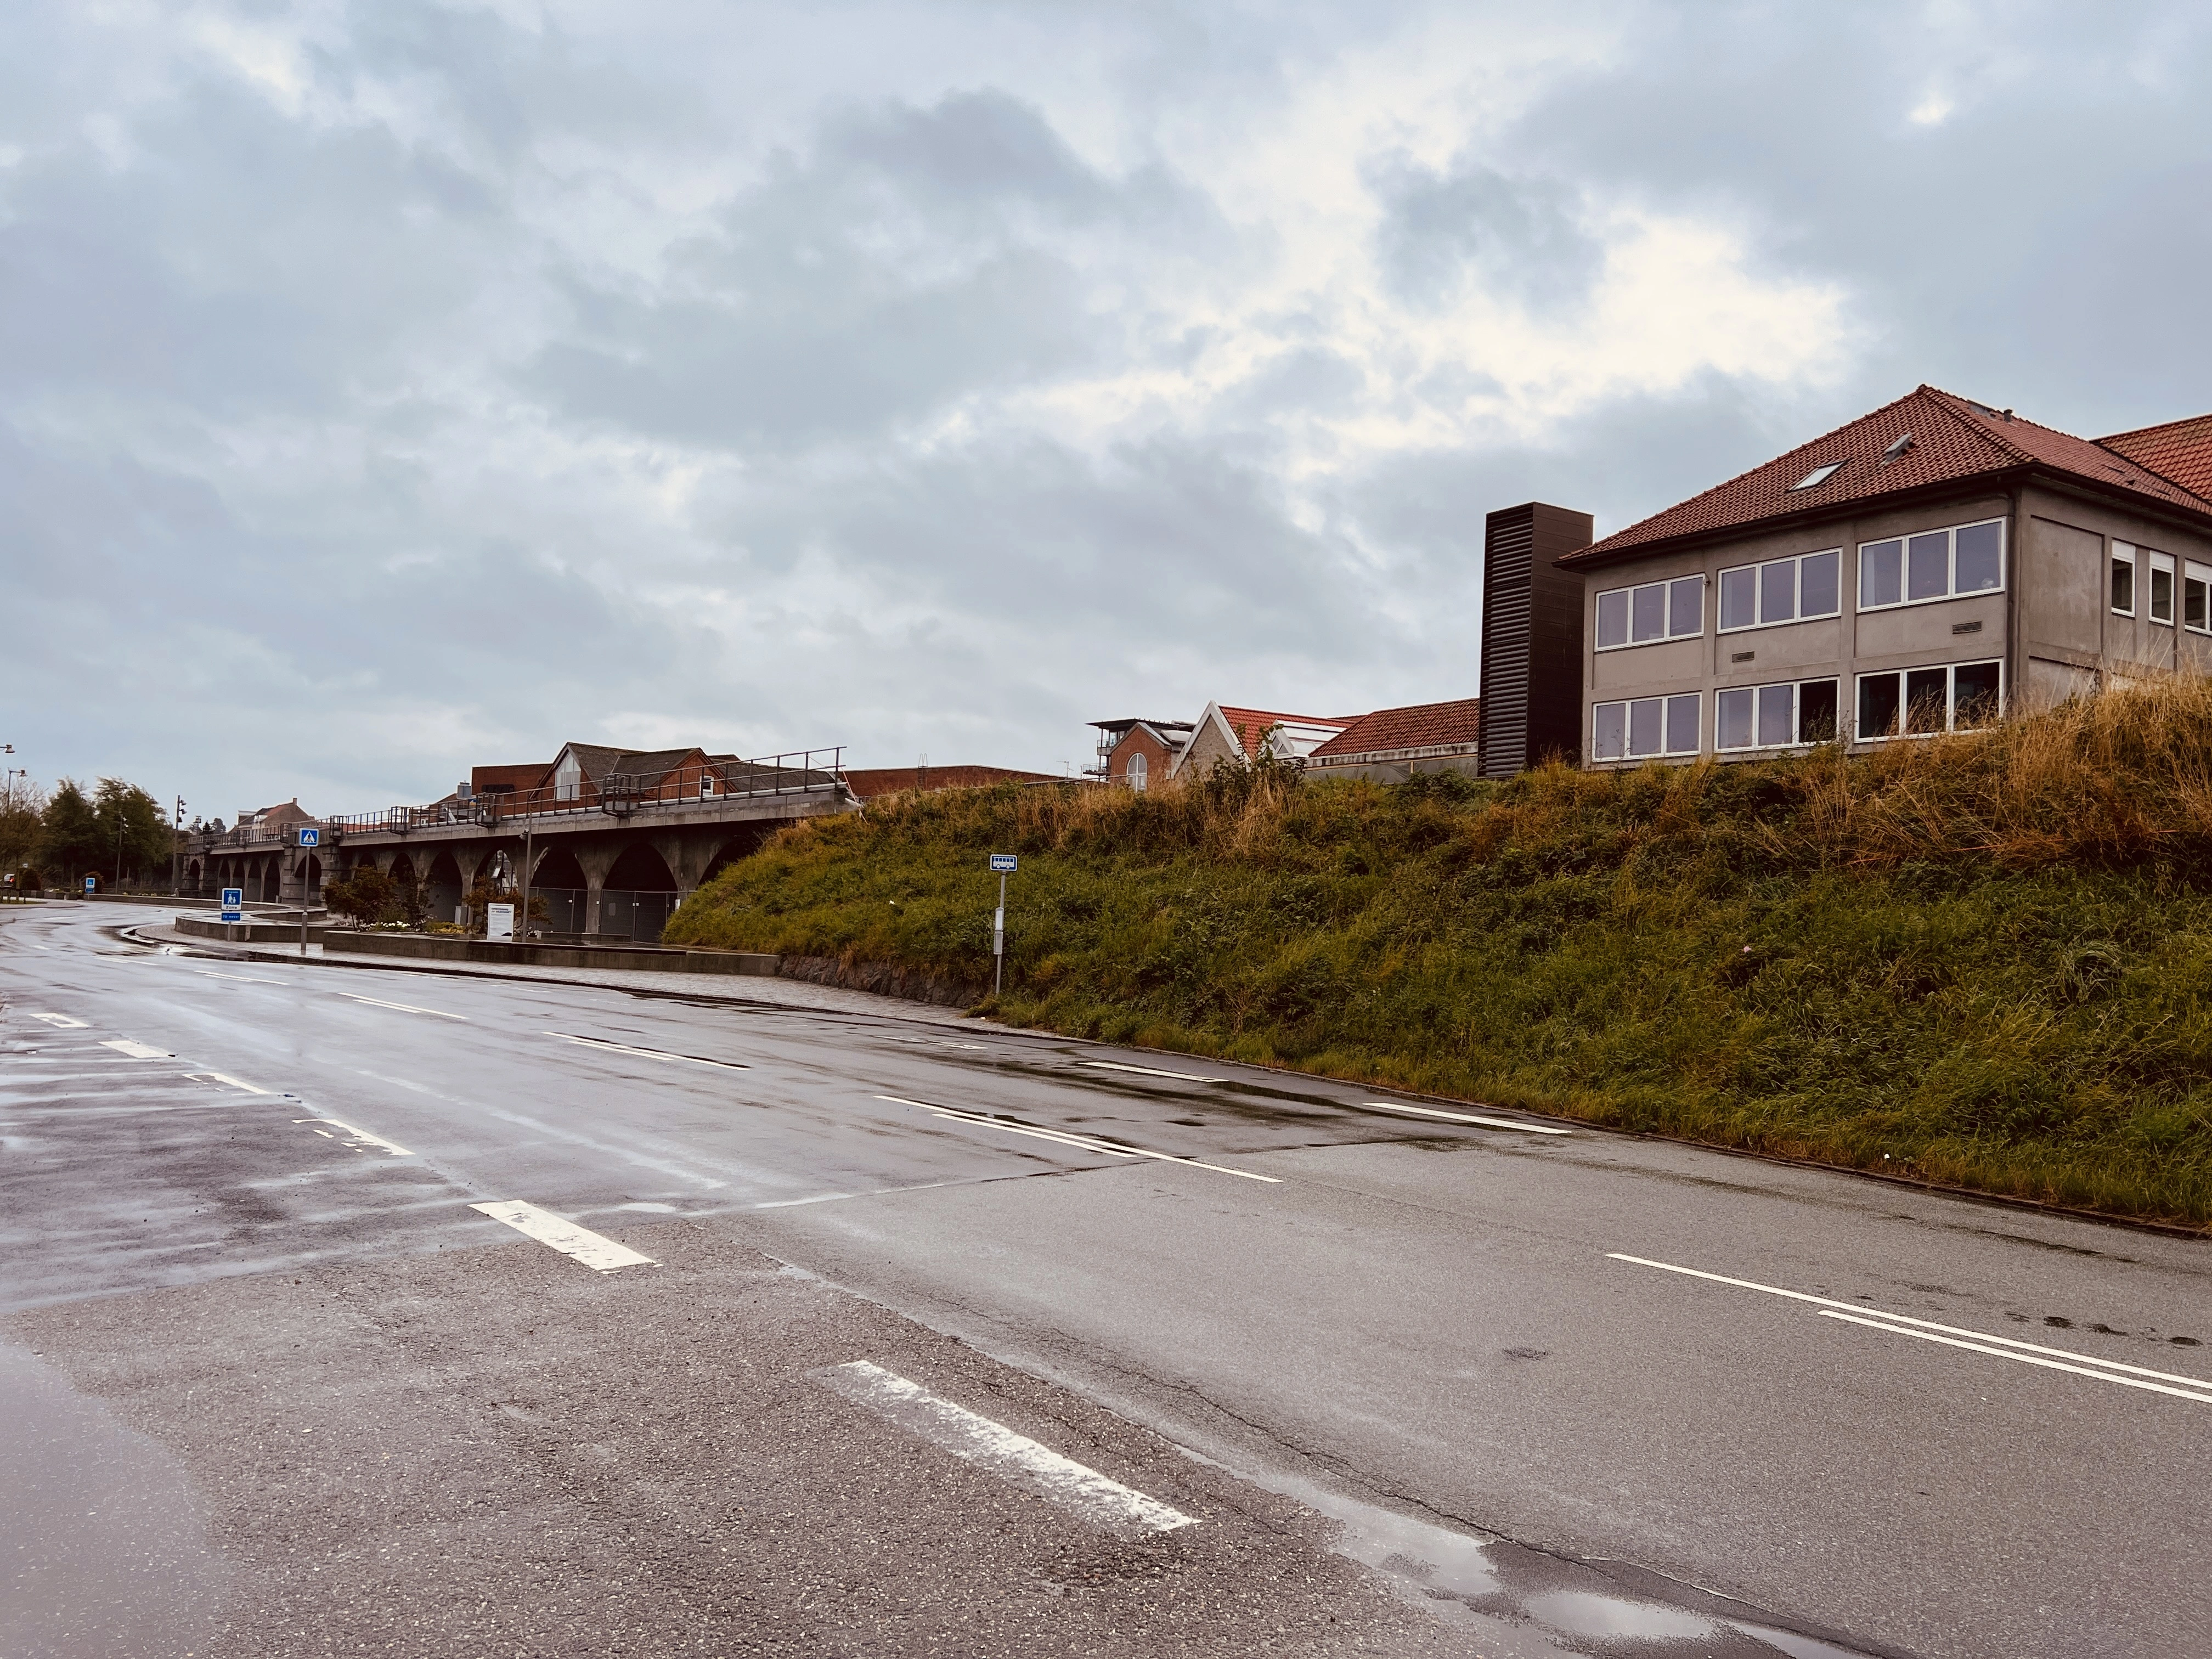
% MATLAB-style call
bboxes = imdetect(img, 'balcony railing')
[185,747,847,849]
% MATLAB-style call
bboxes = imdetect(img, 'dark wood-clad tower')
[1478,502,1592,777]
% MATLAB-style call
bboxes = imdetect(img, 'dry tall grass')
[670,682,2212,1228]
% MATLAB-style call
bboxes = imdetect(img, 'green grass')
[667,684,2212,1229]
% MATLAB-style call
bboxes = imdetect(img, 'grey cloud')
[1369,155,1602,315]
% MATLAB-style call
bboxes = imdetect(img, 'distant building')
[1088,719,1195,791]
[1547,385,2212,766]
[841,764,1063,800]
[1171,704,1355,780]
[1306,698,1482,783]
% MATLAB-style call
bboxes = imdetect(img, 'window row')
[1596,517,2007,650]
[1859,519,2004,610]
[2111,543,2212,633]
[1591,659,2004,759]
[1595,575,1703,649]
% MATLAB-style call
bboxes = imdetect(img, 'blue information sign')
[297,826,320,847]
[83,874,97,895]
[221,887,244,923]
[989,853,1018,873]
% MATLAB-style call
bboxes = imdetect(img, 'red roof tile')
[1561,386,2212,568]
[2099,411,2212,502]
[1214,707,1351,752]
[1309,698,1481,759]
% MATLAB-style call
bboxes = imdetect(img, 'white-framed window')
[2112,542,2136,616]
[700,771,717,797]
[554,753,582,802]
[1855,659,2004,740]
[1718,550,1841,633]
[1858,518,2006,611]
[1592,693,1701,761]
[1595,575,1705,650]
[2186,561,2211,634]
[1126,751,1149,791]
[1715,679,1840,751]
[2149,549,2176,626]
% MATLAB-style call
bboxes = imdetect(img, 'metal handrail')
[182,747,847,849]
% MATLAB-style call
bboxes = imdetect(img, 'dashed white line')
[544,1031,749,1069]
[878,1094,1281,1183]
[340,994,467,1020]
[198,970,283,984]
[188,1071,273,1094]
[1610,1252,2212,1403]
[24,1012,89,1029]
[822,1360,1197,1536]
[1818,1309,2212,1405]
[1358,1100,1572,1136]
[295,1116,414,1157]
[469,1199,656,1271]
[99,1039,173,1059]
[1082,1059,1226,1082]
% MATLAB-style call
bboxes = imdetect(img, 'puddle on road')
[1237,1463,1883,1658]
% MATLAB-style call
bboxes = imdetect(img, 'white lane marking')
[1818,1309,2212,1405]
[1359,1100,1572,1136]
[340,994,467,1020]
[99,1039,173,1059]
[25,1012,89,1028]
[469,1199,656,1271]
[1082,1059,1226,1082]
[294,1116,414,1157]
[188,1071,273,1094]
[823,1360,1197,1536]
[544,1031,749,1070]
[1610,1253,2212,1392]
[877,1095,1280,1183]
[198,970,283,984]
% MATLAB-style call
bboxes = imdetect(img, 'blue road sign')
[989,853,1018,873]
[298,826,320,847]
[83,875,97,895]
[221,887,244,923]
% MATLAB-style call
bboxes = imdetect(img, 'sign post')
[988,853,1017,997]
[296,827,320,958]
[221,887,244,926]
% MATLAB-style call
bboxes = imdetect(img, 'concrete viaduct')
[182,761,856,942]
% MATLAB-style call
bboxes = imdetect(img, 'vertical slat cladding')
[1480,508,1538,777]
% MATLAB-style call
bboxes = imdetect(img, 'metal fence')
[185,747,847,852]
[522,887,672,944]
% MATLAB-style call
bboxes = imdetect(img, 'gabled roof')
[2100,411,2212,502]
[554,743,628,783]
[608,747,702,787]
[1561,385,2212,569]
[1212,706,1352,755]
[471,762,552,794]
[1310,698,1481,760]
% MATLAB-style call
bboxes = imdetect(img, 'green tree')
[91,779,172,888]
[0,776,44,890]
[38,780,103,887]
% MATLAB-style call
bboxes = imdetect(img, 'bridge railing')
[188,747,848,848]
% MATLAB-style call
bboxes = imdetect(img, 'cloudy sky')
[7,1,2211,816]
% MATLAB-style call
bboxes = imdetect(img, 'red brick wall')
[1108,729,1173,789]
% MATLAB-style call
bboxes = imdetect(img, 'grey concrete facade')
[1574,481,2212,765]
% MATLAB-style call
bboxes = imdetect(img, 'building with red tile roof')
[2099,412,2212,504]
[1530,386,2212,769]
[1307,698,1481,782]
[1170,703,1355,780]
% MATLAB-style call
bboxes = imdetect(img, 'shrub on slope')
[668,681,2212,1227]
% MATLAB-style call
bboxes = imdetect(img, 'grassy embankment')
[666,682,2212,1229]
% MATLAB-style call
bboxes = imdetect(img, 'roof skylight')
[1789,461,1844,491]
[1880,432,1915,464]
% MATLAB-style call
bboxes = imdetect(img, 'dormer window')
[1880,432,1915,465]
[554,752,582,802]
[700,772,717,797]
[1789,461,1843,491]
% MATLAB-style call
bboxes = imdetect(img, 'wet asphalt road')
[4,902,2210,1658]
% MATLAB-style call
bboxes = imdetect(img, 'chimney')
[1479,503,1594,776]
